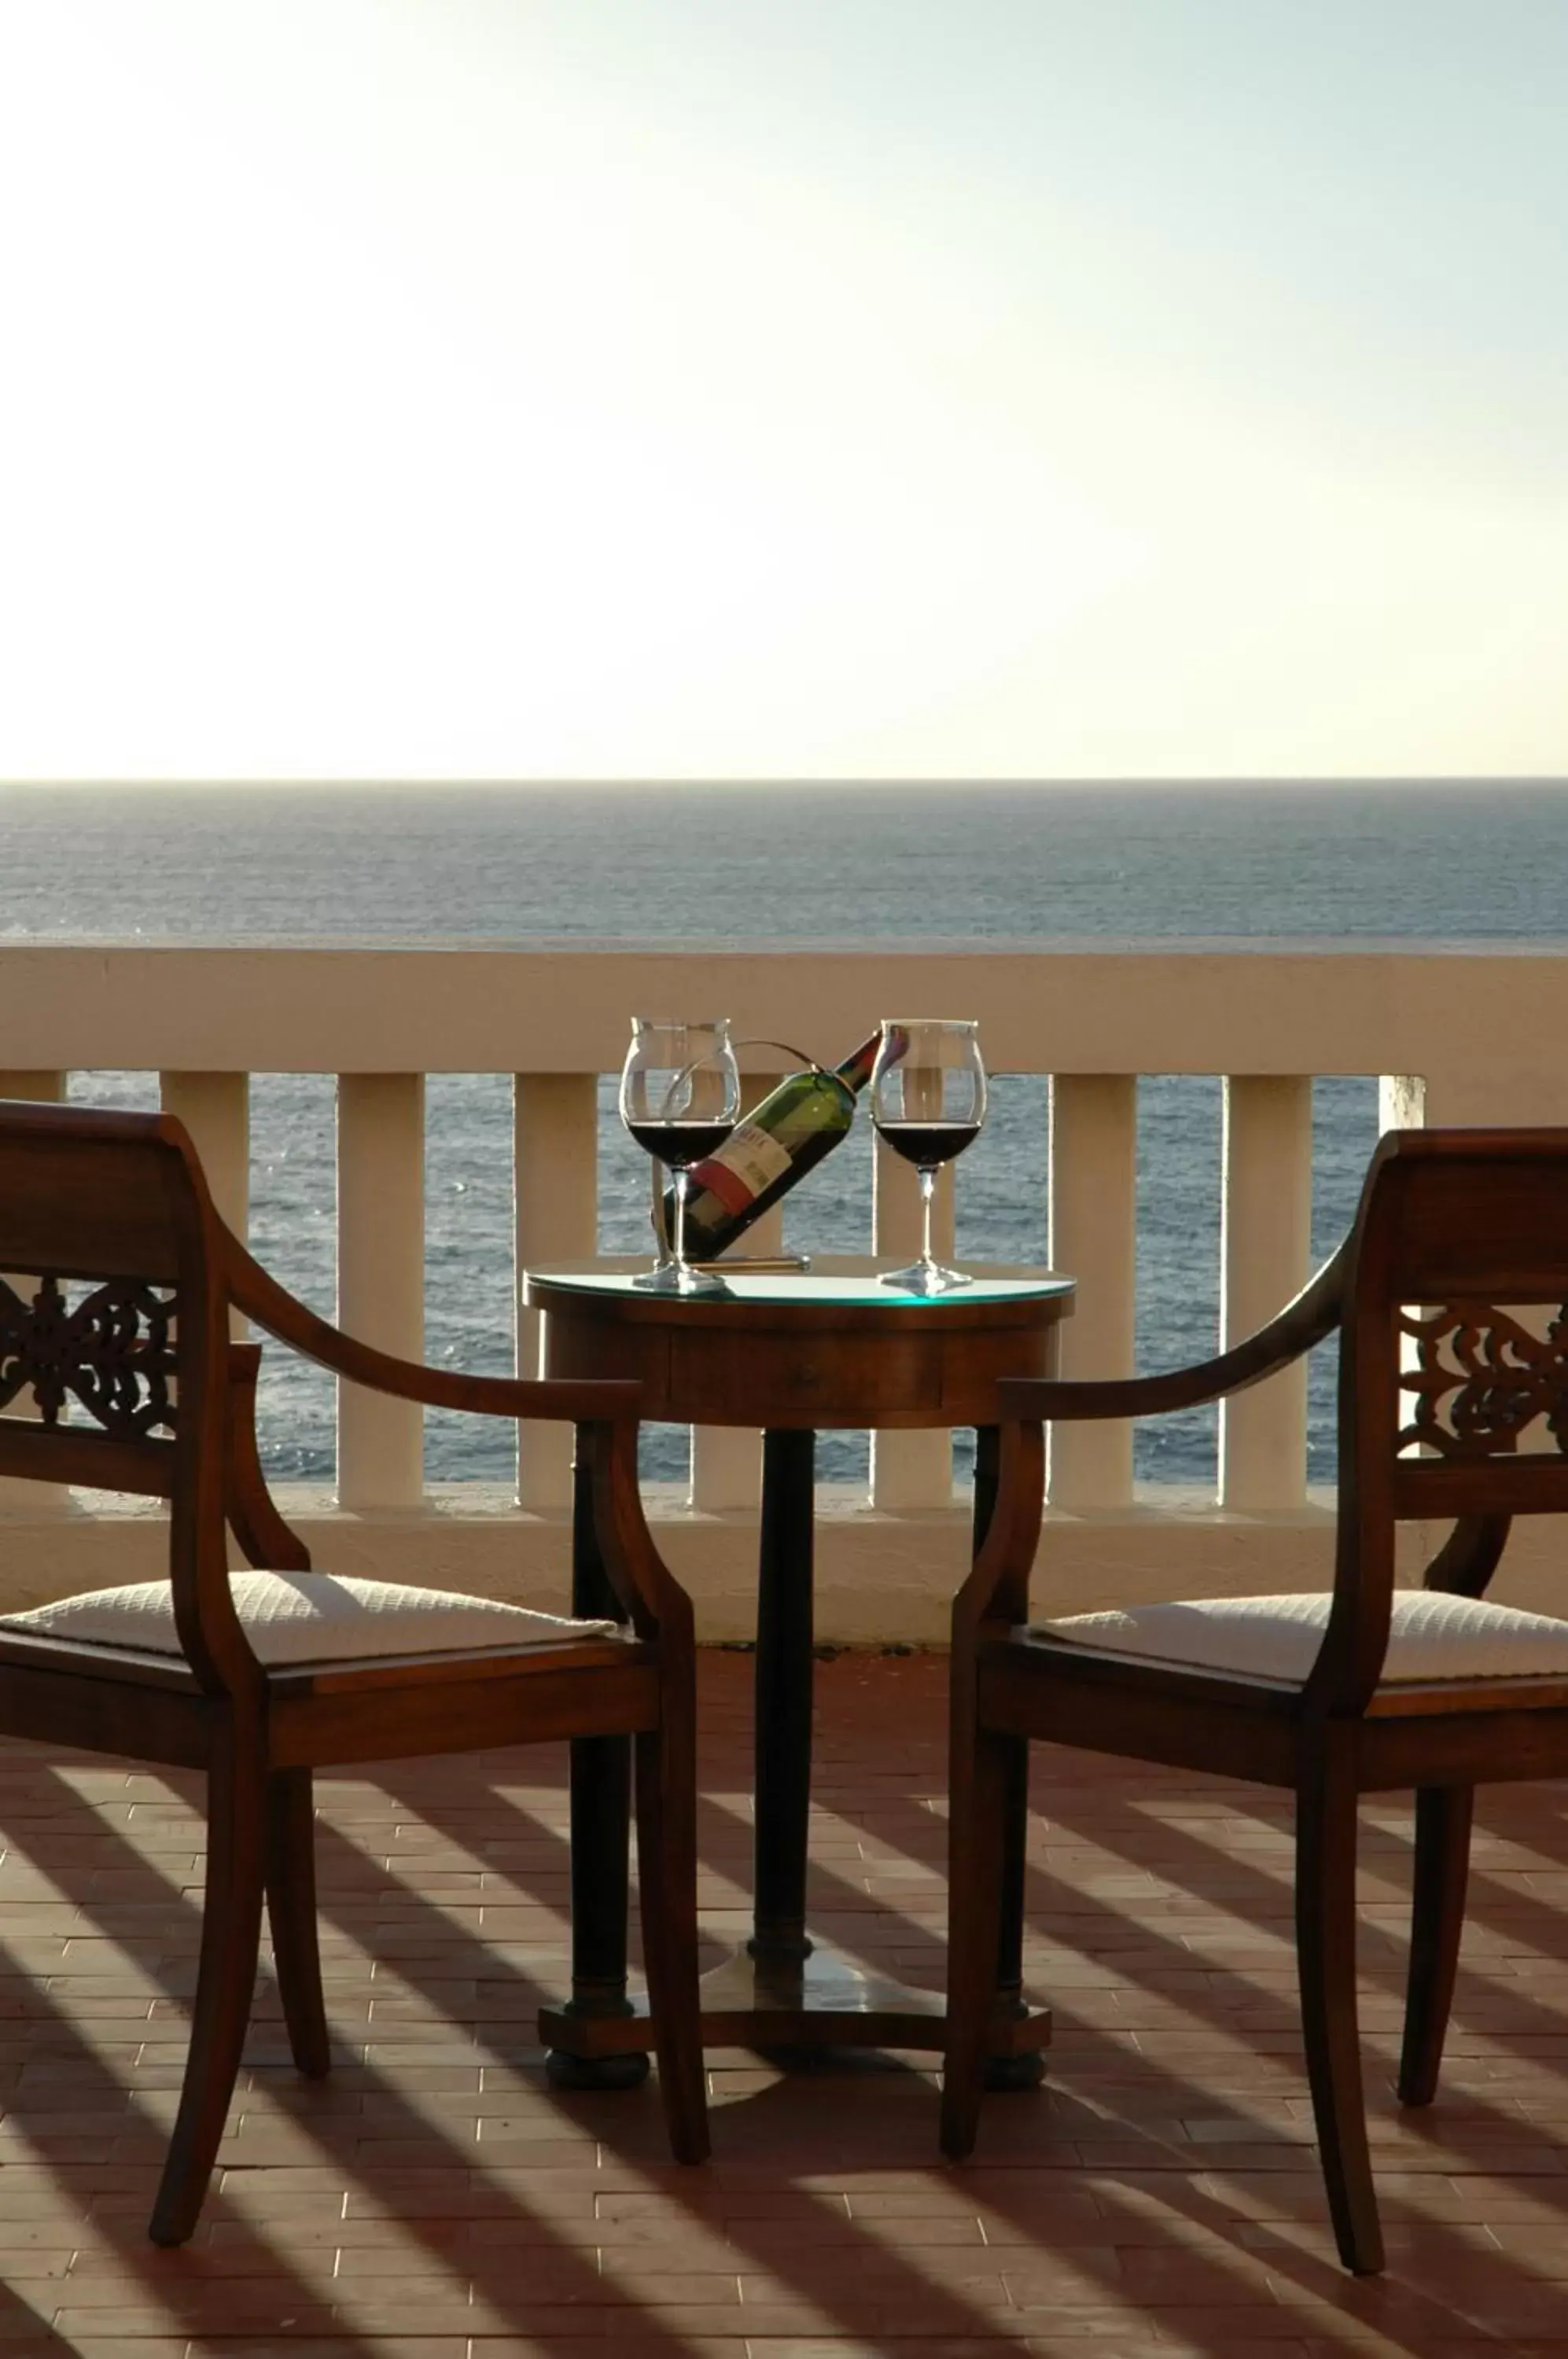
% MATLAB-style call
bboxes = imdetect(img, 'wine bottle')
[662,1032,880,1260]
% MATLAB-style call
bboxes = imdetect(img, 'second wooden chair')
[944,1127,1568,2273]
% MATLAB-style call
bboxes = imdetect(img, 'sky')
[2,0,1565,782]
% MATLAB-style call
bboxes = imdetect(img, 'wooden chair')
[0,1099,708,2244]
[943,1126,1568,2274]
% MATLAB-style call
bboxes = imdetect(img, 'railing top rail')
[4,939,1568,1086]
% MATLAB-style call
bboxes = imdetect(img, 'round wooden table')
[523,1256,1074,2086]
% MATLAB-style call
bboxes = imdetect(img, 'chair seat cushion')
[1032,1589,1568,1686]
[0,1572,620,1668]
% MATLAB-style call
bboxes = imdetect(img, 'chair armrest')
[225,1342,313,1573]
[223,1227,642,1426]
[952,1418,1047,1648]
[996,1241,1348,1425]
[951,1245,1348,1642]
[583,1415,698,1649]
[221,1338,694,1650]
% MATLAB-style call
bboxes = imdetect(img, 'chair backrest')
[0,1100,256,1691]
[1315,1127,1568,1706]
[1347,1128,1568,1516]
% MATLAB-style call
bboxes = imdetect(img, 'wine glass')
[870,1018,987,1295]
[620,1018,742,1294]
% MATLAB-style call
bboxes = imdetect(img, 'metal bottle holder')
[647,1035,831,1266]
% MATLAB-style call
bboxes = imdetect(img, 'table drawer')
[668,1329,944,1425]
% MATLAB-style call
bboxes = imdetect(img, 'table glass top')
[526,1258,1072,1309]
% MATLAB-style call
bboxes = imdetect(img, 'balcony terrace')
[6,943,1568,2350]
[2,1650,1567,2353]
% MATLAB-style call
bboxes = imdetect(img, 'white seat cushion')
[0,1572,619,1668]
[1033,1589,1568,1686]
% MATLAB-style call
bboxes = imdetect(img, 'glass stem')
[918,1165,936,1273]
[673,1166,691,1274]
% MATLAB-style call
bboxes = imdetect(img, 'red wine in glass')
[619,1018,741,1294]
[870,1020,988,1294]
[872,1120,982,1170]
[624,1119,736,1168]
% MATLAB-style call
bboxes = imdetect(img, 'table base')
[537,1395,1067,2111]
[539,1940,1051,2077]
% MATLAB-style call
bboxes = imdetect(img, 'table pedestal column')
[750,1430,815,1967]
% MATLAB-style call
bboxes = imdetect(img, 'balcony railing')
[3,940,1563,1633]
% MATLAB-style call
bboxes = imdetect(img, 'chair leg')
[940,1720,1011,2161]
[633,1720,710,2164]
[1398,1783,1473,2108]
[265,1767,331,2080]
[149,1742,267,2247]
[1296,1745,1383,2276]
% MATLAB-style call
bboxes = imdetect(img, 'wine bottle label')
[690,1120,792,1213]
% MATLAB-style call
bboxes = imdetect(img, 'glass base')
[632,1260,732,1297]
[879,1260,973,1297]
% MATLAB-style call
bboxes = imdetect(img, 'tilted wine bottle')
[662,1032,880,1260]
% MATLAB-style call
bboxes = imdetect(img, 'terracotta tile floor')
[3,1650,1568,2355]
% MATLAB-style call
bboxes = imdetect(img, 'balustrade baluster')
[337,1073,425,1509]
[160,1073,249,1339]
[1048,1073,1136,1509]
[0,1072,66,1515]
[1380,1073,1426,1131]
[1220,1075,1311,1509]
[869,1139,955,1511]
[514,1074,598,1512]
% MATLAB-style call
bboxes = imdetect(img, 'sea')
[4,779,1566,1495]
